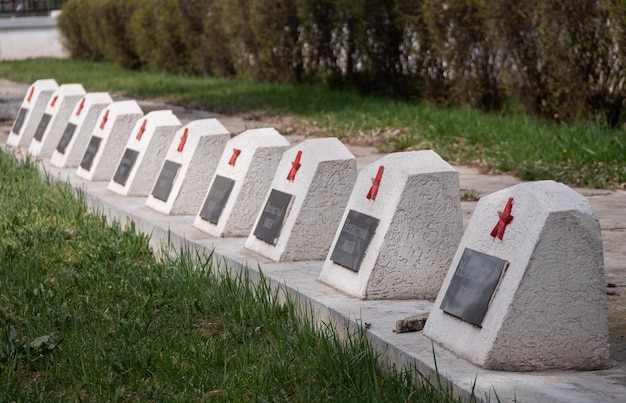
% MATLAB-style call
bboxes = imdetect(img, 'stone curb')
[1,79,626,401]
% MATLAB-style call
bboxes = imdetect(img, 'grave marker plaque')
[49,92,112,168]
[28,83,86,158]
[423,181,610,371]
[151,160,181,202]
[79,136,102,171]
[55,122,77,155]
[107,110,181,196]
[193,127,290,237]
[75,100,143,182]
[439,248,508,327]
[33,113,51,142]
[319,151,463,300]
[330,210,379,272]
[144,119,229,215]
[199,175,235,224]
[7,79,58,148]
[253,189,293,245]
[11,107,28,135]
[245,138,356,262]
[112,148,139,186]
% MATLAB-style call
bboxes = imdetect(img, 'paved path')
[2,78,626,400]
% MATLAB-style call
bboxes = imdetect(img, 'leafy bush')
[57,0,139,67]
[58,0,626,126]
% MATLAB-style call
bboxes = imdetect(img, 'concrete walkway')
[1,79,626,401]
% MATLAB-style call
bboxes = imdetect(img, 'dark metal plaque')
[112,148,139,186]
[79,136,102,171]
[33,113,51,142]
[253,189,293,245]
[199,175,235,224]
[151,160,181,202]
[330,209,379,272]
[11,107,28,135]
[56,123,77,155]
[440,248,508,327]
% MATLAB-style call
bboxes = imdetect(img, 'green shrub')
[58,0,139,68]
[57,0,101,61]
[58,0,626,126]
[216,0,302,82]
[423,0,506,110]
[492,0,626,124]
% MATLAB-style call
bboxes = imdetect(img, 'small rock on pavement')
[394,313,429,333]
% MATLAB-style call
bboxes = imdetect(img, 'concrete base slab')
[14,152,624,403]
[1,82,626,400]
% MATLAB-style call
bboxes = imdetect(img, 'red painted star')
[99,109,109,129]
[366,165,384,201]
[287,150,302,181]
[136,119,147,140]
[490,197,514,240]
[76,98,86,116]
[177,128,188,152]
[228,148,241,166]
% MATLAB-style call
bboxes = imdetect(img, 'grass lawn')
[0,58,624,189]
[0,152,465,401]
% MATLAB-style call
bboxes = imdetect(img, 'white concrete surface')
[75,100,143,181]
[0,16,68,61]
[6,78,57,147]
[49,92,112,168]
[245,138,357,262]
[423,180,609,371]
[319,151,463,300]
[3,81,626,401]
[27,158,626,403]
[107,110,180,196]
[28,83,85,157]
[193,127,290,237]
[145,118,229,215]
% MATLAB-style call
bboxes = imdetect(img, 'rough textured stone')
[75,101,143,182]
[193,128,290,237]
[318,151,463,300]
[395,313,429,333]
[27,83,86,158]
[145,119,230,215]
[50,92,112,168]
[245,138,356,262]
[107,110,181,196]
[6,79,58,147]
[423,180,609,371]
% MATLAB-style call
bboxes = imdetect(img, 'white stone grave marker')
[7,79,58,148]
[245,138,356,262]
[423,180,609,371]
[75,100,144,181]
[107,110,181,196]
[27,83,86,158]
[145,119,230,215]
[49,92,113,168]
[318,151,463,300]
[193,128,290,237]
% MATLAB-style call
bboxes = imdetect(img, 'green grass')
[0,151,465,401]
[1,58,623,188]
